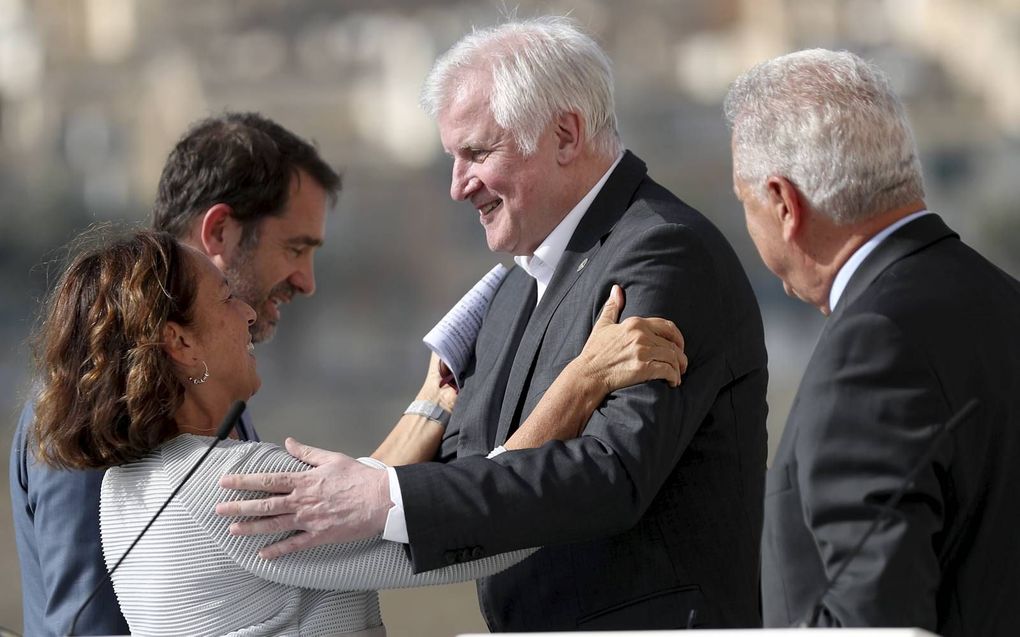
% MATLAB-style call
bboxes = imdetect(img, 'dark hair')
[33,230,198,469]
[152,112,341,245]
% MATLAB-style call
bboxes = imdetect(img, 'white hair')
[420,15,623,158]
[724,49,925,225]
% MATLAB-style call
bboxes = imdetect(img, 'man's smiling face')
[438,74,567,257]
[224,169,327,343]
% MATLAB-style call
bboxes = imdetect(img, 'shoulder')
[611,176,743,273]
[158,435,310,484]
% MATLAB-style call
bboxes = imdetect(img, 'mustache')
[265,281,298,305]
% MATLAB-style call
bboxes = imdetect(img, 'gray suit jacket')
[10,397,258,636]
[396,152,768,630]
[762,214,1020,635]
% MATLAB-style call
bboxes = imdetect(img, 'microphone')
[67,400,246,636]
[802,398,979,628]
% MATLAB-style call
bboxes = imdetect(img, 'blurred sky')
[1,0,1017,634]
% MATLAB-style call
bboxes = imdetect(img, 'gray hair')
[724,49,925,225]
[420,15,623,158]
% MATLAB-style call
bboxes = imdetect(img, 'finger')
[644,317,684,349]
[596,284,624,327]
[676,346,689,376]
[284,437,337,467]
[645,343,687,385]
[216,493,296,518]
[228,513,300,537]
[648,360,681,387]
[646,343,683,372]
[259,531,321,560]
[220,471,298,493]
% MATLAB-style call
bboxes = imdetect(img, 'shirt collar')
[829,209,931,312]
[515,152,624,302]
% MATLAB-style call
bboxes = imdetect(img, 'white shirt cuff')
[487,446,507,458]
[382,466,409,543]
[355,458,409,544]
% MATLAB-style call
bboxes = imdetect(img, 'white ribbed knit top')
[100,435,531,637]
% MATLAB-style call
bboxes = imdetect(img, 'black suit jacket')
[396,152,768,630]
[762,214,1020,635]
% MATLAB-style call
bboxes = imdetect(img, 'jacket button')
[471,546,484,559]
[443,550,457,565]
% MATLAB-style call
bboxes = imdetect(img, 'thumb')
[596,284,624,326]
[285,437,335,467]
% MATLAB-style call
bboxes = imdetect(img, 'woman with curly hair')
[30,229,685,636]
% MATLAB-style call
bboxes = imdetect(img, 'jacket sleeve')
[396,222,750,572]
[177,441,534,592]
[15,400,130,636]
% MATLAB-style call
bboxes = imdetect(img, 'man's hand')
[215,438,392,560]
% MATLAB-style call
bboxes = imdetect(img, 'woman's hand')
[504,285,687,450]
[372,353,457,466]
[571,284,687,394]
[415,353,458,413]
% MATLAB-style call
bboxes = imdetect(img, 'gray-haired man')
[726,49,1020,634]
[221,18,768,630]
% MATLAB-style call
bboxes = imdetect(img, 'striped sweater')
[100,434,530,636]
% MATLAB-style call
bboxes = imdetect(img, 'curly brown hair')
[32,229,198,469]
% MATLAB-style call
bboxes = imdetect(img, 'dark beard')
[222,247,277,343]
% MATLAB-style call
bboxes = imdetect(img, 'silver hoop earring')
[188,360,210,385]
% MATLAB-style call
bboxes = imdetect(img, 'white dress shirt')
[829,210,931,312]
[382,153,625,543]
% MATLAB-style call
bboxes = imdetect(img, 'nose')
[450,158,481,201]
[243,301,257,326]
[289,260,316,297]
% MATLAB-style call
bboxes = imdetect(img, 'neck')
[521,149,617,257]
[559,149,617,216]
[812,200,926,314]
[175,393,232,438]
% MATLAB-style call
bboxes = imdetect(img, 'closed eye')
[470,149,492,163]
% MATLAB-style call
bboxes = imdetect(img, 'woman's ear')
[162,321,196,368]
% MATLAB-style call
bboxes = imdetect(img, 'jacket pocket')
[576,585,708,629]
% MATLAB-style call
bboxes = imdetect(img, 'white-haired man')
[220,17,768,630]
[725,49,1020,634]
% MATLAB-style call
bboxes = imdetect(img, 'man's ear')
[554,111,584,165]
[765,176,806,243]
[198,203,244,264]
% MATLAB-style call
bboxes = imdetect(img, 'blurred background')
[0,0,1017,634]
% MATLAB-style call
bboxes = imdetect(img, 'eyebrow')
[285,235,324,248]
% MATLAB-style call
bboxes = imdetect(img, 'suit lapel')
[457,269,535,453]
[493,152,650,445]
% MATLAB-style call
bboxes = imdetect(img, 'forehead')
[437,78,501,150]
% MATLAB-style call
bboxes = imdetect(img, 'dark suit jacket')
[762,214,1020,635]
[396,152,768,631]
[10,398,258,636]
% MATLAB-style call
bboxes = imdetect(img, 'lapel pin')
[577,258,588,272]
